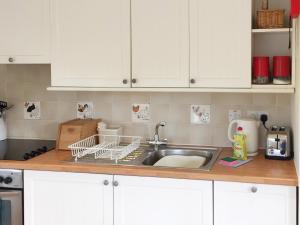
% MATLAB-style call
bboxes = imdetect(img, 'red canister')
[252,57,270,84]
[273,56,291,77]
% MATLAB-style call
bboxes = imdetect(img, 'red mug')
[273,56,291,77]
[253,57,270,78]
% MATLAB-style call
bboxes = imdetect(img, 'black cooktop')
[0,139,56,161]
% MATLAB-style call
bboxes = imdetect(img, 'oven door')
[0,189,22,225]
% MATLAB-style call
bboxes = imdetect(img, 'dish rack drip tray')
[68,135,142,163]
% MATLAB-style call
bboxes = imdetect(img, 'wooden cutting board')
[56,119,101,150]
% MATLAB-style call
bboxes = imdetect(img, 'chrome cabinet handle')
[251,186,258,193]
[113,181,119,187]
[8,57,14,63]
[122,79,128,84]
[132,78,137,84]
[103,180,109,186]
[190,78,196,84]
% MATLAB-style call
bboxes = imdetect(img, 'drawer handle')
[103,180,109,186]
[113,181,119,187]
[251,186,258,193]
[8,57,14,63]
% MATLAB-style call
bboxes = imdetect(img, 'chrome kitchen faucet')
[147,121,167,151]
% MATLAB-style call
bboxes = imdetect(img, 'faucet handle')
[159,121,167,126]
[161,138,168,142]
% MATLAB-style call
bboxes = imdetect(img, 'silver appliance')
[0,169,23,225]
[265,126,293,160]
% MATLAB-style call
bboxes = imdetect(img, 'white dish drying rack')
[68,134,142,163]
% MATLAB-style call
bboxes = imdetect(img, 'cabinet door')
[24,171,113,225]
[51,0,131,87]
[131,0,189,87]
[214,181,296,225]
[114,175,213,225]
[190,0,251,88]
[0,0,50,64]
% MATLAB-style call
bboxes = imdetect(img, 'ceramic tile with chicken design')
[24,101,41,120]
[132,104,150,123]
[190,105,210,124]
[77,102,94,119]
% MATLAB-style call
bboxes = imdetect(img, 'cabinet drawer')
[214,181,296,225]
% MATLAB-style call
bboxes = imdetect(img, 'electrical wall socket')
[228,110,242,122]
[247,111,269,120]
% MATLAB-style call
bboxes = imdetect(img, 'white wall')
[292,19,299,176]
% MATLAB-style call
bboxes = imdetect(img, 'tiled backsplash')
[0,65,292,147]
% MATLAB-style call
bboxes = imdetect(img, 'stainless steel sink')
[142,147,221,171]
[67,144,222,171]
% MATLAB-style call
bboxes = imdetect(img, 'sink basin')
[142,147,221,171]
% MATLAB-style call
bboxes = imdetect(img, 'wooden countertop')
[0,148,297,186]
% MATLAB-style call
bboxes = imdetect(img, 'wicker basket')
[257,9,285,28]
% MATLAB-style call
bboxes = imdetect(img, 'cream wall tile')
[0,65,7,99]
[41,101,59,120]
[171,93,212,105]
[94,93,113,104]
[54,91,76,101]
[120,122,150,142]
[130,93,150,103]
[0,65,293,146]
[6,81,24,102]
[5,65,26,83]
[252,94,276,107]
[150,93,172,105]
[23,64,51,85]
[150,104,170,123]
[210,105,242,126]
[168,104,190,124]
[23,120,45,139]
[165,124,190,145]
[6,119,25,138]
[38,120,59,140]
[276,94,292,107]
[112,102,131,123]
[5,101,24,120]
[212,93,252,106]
[212,125,232,147]
[94,102,112,121]
[57,101,77,123]
[189,125,213,146]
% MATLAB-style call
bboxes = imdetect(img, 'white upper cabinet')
[114,175,213,225]
[131,0,190,87]
[51,0,131,87]
[24,171,113,225]
[214,181,296,225]
[0,0,50,64]
[190,0,252,88]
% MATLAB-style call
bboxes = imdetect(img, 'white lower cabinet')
[24,171,296,225]
[214,181,296,225]
[24,171,113,225]
[113,175,213,225]
[24,171,212,225]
